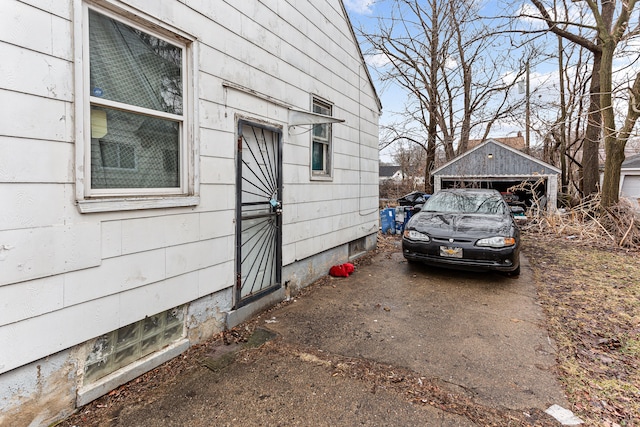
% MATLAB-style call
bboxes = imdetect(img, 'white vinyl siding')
[1,0,380,422]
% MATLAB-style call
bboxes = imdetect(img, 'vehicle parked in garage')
[402,188,521,275]
[397,191,430,207]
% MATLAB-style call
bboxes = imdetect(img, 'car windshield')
[423,191,506,215]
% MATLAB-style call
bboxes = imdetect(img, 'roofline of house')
[431,138,561,175]
[622,153,640,169]
[435,174,558,179]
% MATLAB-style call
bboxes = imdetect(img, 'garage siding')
[435,141,560,177]
[621,175,640,198]
[432,140,560,211]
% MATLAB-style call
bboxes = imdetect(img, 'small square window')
[98,141,136,169]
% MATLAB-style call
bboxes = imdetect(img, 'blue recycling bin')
[404,206,414,225]
[395,206,405,234]
[394,206,415,234]
[380,208,396,234]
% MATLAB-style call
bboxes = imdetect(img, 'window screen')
[88,9,184,190]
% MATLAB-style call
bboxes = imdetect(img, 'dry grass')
[523,199,640,426]
[513,179,640,249]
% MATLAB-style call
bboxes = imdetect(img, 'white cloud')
[515,3,547,30]
[516,1,595,31]
[444,56,458,70]
[343,0,375,15]
[365,53,390,67]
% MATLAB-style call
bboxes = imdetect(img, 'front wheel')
[507,264,520,277]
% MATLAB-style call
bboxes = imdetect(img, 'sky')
[343,0,640,164]
[343,0,535,162]
[343,0,376,15]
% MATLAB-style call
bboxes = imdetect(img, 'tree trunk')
[425,125,436,194]
[443,135,455,161]
[601,139,625,206]
[602,72,640,206]
[558,35,568,192]
[581,50,602,196]
[425,0,439,194]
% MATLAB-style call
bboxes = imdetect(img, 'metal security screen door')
[235,120,283,308]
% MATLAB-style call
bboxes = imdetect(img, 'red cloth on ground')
[329,263,355,277]
[343,263,354,274]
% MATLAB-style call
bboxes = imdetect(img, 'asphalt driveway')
[61,240,570,426]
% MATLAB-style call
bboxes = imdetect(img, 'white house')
[620,154,640,207]
[379,165,404,182]
[0,1,381,425]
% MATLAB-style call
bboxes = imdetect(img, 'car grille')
[431,237,474,244]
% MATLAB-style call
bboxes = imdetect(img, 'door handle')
[270,198,282,214]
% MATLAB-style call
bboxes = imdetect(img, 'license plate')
[440,246,462,258]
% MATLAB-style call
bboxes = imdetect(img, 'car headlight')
[476,237,516,248]
[403,229,430,241]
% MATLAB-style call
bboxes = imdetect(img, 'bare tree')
[359,0,527,191]
[529,0,640,206]
[537,31,593,197]
[439,2,530,156]
[392,140,427,181]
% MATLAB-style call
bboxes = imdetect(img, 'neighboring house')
[620,154,640,204]
[598,137,640,167]
[379,165,426,186]
[0,1,381,425]
[379,165,403,182]
[432,139,560,210]
[466,131,526,152]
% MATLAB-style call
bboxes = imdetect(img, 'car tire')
[507,265,520,277]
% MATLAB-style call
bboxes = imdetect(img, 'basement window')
[349,236,367,259]
[84,306,185,383]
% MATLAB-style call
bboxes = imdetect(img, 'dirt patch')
[525,234,640,426]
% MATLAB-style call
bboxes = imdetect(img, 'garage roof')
[622,153,640,170]
[432,139,560,177]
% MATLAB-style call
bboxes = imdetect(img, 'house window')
[84,306,185,383]
[98,141,136,170]
[163,149,179,173]
[311,98,332,177]
[75,3,198,211]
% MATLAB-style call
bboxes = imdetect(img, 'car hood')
[409,212,512,238]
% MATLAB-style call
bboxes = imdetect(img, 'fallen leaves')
[525,235,640,425]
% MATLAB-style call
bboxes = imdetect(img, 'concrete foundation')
[0,350,77,427]
[0,235,376,427]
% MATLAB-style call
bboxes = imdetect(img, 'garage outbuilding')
[620,154,640,204]
[432,139,561,211]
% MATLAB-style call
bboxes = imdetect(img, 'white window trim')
[74,0,199,213]
[310,96,333,181]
